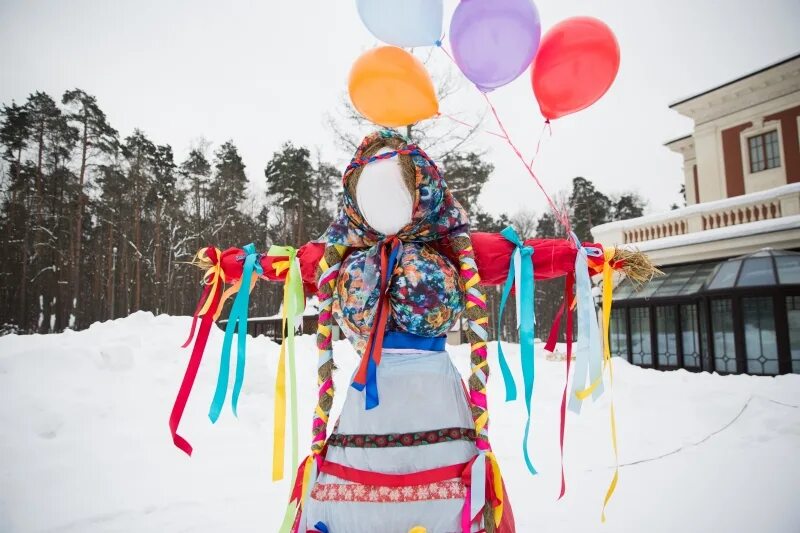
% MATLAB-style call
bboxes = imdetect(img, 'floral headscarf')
[320,130,470,352]
[321,129,470,247]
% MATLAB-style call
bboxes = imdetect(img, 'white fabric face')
[355,147,413,235]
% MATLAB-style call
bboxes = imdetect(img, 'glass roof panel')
[657,264,702,297]
[610,249,798,303]
[612,262,718,301]
[682,262,718,294]
[634,271,668,299]
[706,260,742,290]
[612,278,636,299]
[749,250,773,258]
[776,255,800,284]
[737,257,776,287]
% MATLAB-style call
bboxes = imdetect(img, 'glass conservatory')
[608,248,800,375]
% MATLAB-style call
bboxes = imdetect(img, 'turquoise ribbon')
[568,235,605,414]
[209,243,263,422]
[496,226,537,474]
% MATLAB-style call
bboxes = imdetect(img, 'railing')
[592,182,800,246]
[218,314,321,343]
[700,199,782,230]
[624,220,688,243]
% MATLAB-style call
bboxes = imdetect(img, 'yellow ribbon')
[272,305,289,481]
[196,247,226,316]
[269,245,304,482]
[600,247,619,522]
[485,451,504,526]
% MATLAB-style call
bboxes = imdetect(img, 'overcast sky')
[2,0,799,219]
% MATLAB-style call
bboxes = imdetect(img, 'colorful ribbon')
[269,245,305,483]
[600,247,619,522]
[282,453,322,533]
[209,243,262,423]
[351,236,402,410]
[460,451,504,533]
[543,273,576,500]
[495,226,537,475]
[170,247,225,456]
[569,239,604,414]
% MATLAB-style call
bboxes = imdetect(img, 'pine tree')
[0,102,32,327]
[568,177,612,242]
[208,140,249,246]
[122,130,156,312]
[44,110,78,330]
[264,142,314,245]
[307,153,339,240]
[441,152,493,213]
[148,144,178,312]
[62,89,117,325]
[180,147,211,250]
[611,192,645,221]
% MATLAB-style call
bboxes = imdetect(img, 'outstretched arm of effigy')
[466,232,657,285]
[205,243,326,294]
[194,234,655,294]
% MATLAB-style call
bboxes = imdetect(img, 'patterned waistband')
[327,427,476,448]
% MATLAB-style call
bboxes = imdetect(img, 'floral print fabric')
[311,480,466,503]
[320,130,470,249]
[333,242,463,346]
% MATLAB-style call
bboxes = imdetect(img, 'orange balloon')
[348,46,438,128]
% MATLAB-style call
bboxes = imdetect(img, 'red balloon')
[531,17,620,120]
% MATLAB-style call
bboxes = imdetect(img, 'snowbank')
[0,312,798,532]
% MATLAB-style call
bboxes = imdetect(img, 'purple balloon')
[449,0,541,92]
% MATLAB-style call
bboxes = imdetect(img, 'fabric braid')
[311,243,346,455]
[450,233,492,450]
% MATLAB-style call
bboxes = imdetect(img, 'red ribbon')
[352,236,401,393]
[169,248,223,456]
[549,272,575,499]
[181,282,211,348]
[321,459,467,487]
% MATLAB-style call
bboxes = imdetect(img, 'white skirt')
[303,349,484,533]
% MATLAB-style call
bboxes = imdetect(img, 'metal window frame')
[612,285,800,376]
[747,129,781,173]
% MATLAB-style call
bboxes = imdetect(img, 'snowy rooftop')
[0,312,798,532]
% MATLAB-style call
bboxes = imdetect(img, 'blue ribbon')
[496,226,537,474]
[568,234,605,414]
[209,243,263,422]
[312,523,329,533]
[383,331,446,351]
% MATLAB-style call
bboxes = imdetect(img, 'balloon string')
[436,112,506,139]
[435,41,571,234]
[481,92,571,233]
[529,120,553,169]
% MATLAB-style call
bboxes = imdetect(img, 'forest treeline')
[0,89,643,339]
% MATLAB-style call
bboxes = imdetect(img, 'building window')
[711,299,736,373]
[609,307,628,359]
[748,130,780,173]
[742,297,779,375]
[656,306,678,368]
[786,296,800,374]
[680,304,702,369]
[630,307,652,366]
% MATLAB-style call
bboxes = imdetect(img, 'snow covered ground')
[1,312,798,533]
